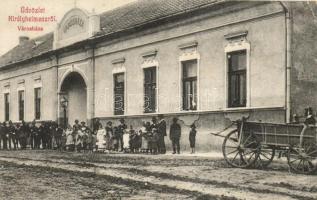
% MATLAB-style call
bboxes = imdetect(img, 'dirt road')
[0,151,316,200]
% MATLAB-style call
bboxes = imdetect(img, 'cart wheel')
[222,129,259,168]
[287,143,317,174]
[255,147,275,168]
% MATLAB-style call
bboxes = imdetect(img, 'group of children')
[95,121,161,154]
[61,117,198,154]
[64,121,96,152]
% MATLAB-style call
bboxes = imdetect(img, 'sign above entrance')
[63,16,85,34]
[53,8,100,50]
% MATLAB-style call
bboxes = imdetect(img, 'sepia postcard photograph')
[0,0,316,199]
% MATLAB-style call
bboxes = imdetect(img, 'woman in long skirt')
[123,129,130,152]
[140,122,149,153]
[105,121,113,152]
[96,124,106,152]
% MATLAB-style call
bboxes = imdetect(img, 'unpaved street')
[0,151,316,200]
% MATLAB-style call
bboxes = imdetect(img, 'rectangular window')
[4,93,10,121]
[18,90,25,121]
[182,60,197,111]
[114,73,125,115]
[34,88,41,120]
[144,67,157,113]
[228,50,246,107]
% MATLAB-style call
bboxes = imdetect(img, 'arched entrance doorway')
[59,72,87,127]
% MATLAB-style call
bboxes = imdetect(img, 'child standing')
[86,129,93,153]
[189,123,197,154]
[65,125,74,151]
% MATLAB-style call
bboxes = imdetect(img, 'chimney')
[19,36,29,45]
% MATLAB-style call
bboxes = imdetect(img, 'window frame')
[224,38,250,109]
[178,44,200,112]
[4,93,10,121]
[34,87,42,120]
[181,60,198,111]
[143,66,157,113]
[18,90,25,121]
[227,50,247,108]
[113,72,125,116]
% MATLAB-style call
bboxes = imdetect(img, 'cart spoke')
[227,149,239,156]
[232,152,240,162]
[260,152,271,160]
[307,149,317,156]
[289,157,301,164]
[225,145,239,149]
[247,152,256,162]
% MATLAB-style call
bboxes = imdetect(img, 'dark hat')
[172,117,178,122]
[75,119,79,123]
[107,121,112,125]
[152,116,157,121]
[119,118,125,123]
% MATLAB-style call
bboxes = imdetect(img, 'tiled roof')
[0,0,222,68]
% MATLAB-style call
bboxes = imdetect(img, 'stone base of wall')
[97,107,285,152]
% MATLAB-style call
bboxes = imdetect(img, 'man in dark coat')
[93,118,102,133]
[157,114,167,154]
[118,118,127,151]
[29,120,38,149]
[150,117,158,130]
[38,122,45,149]
[20,121,29,149]
[169,117,181,154]
[2,122,8,150]
[8,121,17,150]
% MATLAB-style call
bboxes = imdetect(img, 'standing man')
[150,117,158,130]
[8,121,17,150]
[38,122,45,149]
[29,121,37,149]
[93,118,102,134]
[118,118,127,152]
[157,114,167,154]
[169,117,181,154]
[2,122,8,150]
[20,121,29,150]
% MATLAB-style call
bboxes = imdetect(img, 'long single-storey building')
[0,0,316,151]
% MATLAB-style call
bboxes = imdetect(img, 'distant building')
[0,0,316,151]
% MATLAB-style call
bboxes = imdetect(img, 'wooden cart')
[222,117,317,174]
